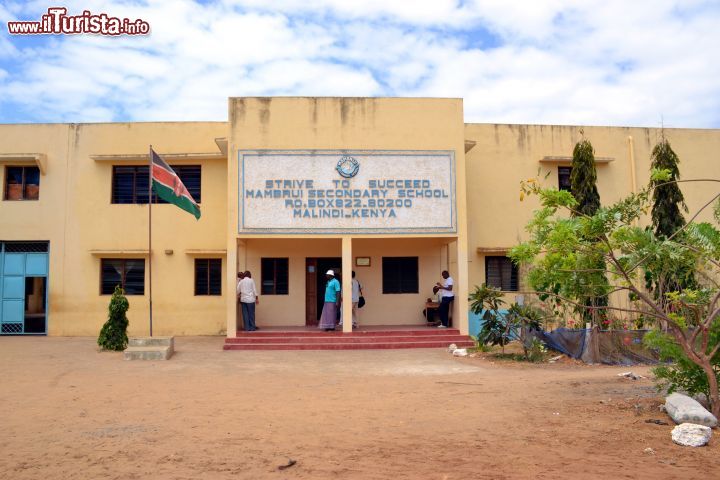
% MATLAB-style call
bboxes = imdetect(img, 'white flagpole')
[148,145,153,337]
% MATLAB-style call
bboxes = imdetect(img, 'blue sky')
[1,0,719,127]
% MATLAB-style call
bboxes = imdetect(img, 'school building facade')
[0,97,718,337]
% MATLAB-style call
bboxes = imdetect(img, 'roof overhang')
[0,153,47,175]
[91,152,225,163]
[539,155,614,164]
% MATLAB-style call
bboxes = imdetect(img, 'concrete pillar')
[454,239,469,335]
[227,239,246,338]
[342,237,352,333]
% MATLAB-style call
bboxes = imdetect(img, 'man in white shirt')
[352,270,362,328]
[237,270,260,331]
[435,270,454,328]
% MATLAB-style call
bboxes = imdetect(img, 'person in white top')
[351,271,363,328]
[237,270,260,331]
[435,270,454,328]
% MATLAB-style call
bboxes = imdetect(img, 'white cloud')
[0,0,718,127]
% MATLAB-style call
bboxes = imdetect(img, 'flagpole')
[148,145,153,337]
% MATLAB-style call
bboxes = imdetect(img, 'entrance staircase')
[223,327,474,351]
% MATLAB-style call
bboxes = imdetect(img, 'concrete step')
[124,345,173,360]
[128,336,174,348]
[223,340,475,351]
[225,334,472,344]
[233,329,462,337]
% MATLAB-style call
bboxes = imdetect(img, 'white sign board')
[239,150,456,234]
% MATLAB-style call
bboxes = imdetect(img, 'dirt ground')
[0,337,718,479]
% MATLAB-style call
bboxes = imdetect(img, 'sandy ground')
[0,337,718,480]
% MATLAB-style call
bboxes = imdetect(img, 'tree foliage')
[510,174,720,416]
[570,139,601,217]
[566,138,608,324]
[98,286,130,351]
[469,284,511,351]
[650,138,687,238]
[646,138,695,299]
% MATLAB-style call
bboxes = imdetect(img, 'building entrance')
[0,242,49,335]
[305,257,341,326]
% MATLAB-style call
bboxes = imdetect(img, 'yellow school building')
[0,97,718,338]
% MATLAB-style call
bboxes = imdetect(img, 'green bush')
[98,286,130,351]
[644,328,720,401]
[469,284,510,350]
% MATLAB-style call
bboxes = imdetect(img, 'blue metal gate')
[0,241,49,335]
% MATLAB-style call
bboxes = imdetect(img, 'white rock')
[665,393,718,427]
[452,348,468,357]
[447,343,458,353]
[671,423,712,447]
[643,447,655,455]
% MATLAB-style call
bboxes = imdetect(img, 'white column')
[342,237,353,333]
[227,239,245,338]
[454,239,469,335]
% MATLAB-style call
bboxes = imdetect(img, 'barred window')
[4,166,40,200]
[101,259,145,295]
[261,258,289,295]
[195,259,222,295]
[111,165,201,204]
[485,256,518,292]
[382,257,419,294]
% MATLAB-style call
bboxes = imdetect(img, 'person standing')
[235,272,245,330]
[238,270,259,332]
[351,270,363,328]
[436,270,454,328]
[318,270,341,331]
[340,270,363,329]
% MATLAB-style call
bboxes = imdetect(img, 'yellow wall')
[227,97,470,334]
[2,100,719,337]
[464,124,720,302]
[0,122,228,336]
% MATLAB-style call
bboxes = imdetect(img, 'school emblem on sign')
[336,155,360,178]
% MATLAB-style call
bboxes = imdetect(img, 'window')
[4,166,40,200]
[382,257,419,294]
[195,259,222,295]
[485,256,518,291]
[101,259,145,295]
[261,258,288,295]
[558,166,572,192]
[111,165,201,204]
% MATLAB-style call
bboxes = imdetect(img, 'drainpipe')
[628,135,637,194]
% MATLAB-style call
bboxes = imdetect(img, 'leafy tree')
[569,138,608,325]
[98,286,130,351]
[650,138,687,238]
[570,139,601,217]
[646,138,695,301]
[510,172,720,416]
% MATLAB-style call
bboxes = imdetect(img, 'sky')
[0,0,719,127]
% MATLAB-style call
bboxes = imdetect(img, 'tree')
[650,138,687,238]
[570,139,601,217]
[647,138,695,301]
[510,173,720,416]
[569,138,608,325]
[98,286,130,351]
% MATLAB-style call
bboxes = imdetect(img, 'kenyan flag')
[151,149,201,220]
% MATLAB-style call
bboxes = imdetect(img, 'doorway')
[305,257,341,326]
